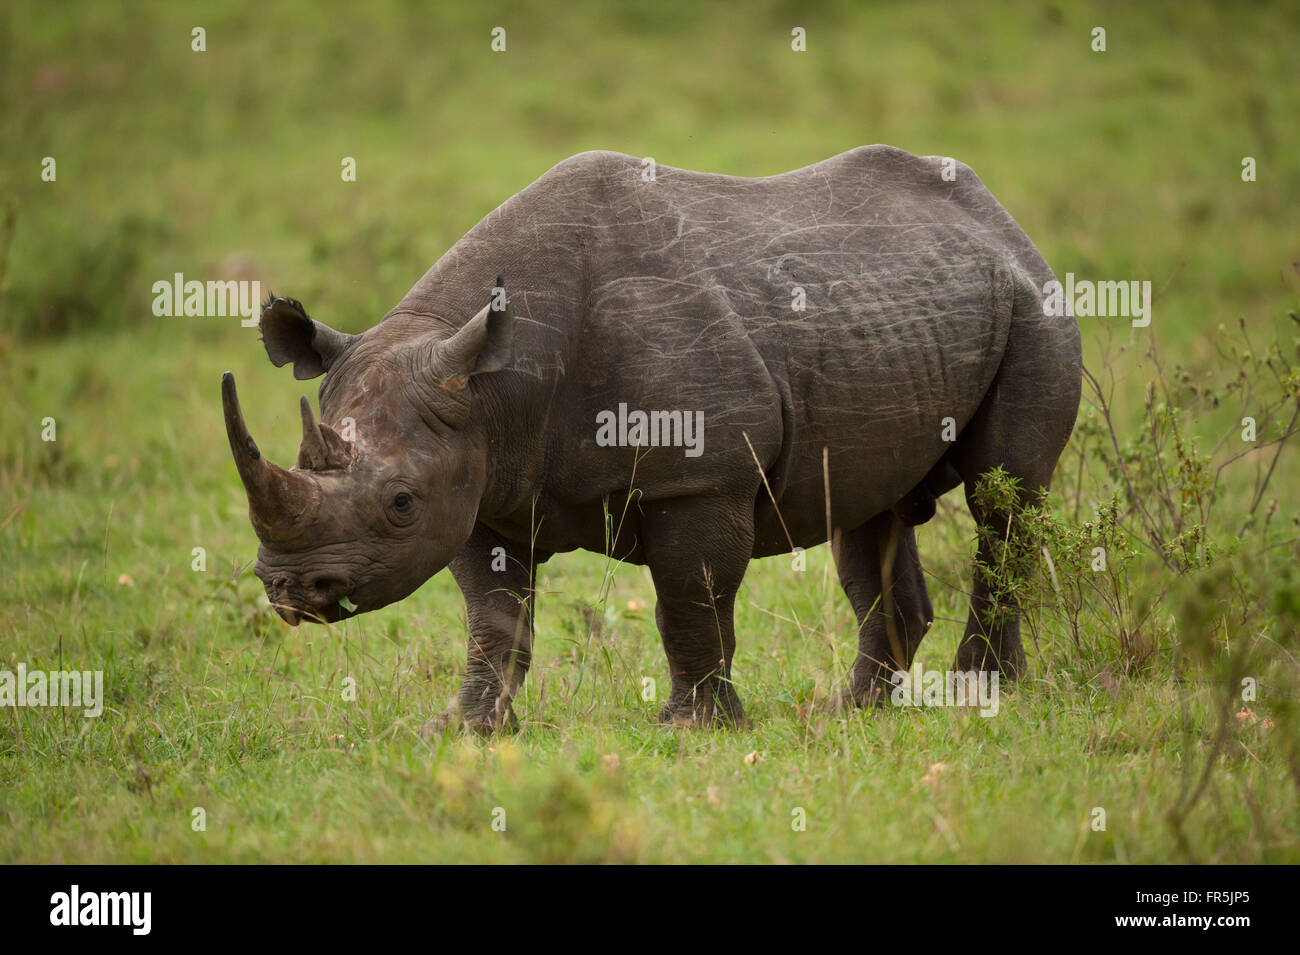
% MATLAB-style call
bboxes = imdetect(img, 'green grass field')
[1,0,1298,863]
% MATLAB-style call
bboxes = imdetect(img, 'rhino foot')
[420,691,519,738]
[654,680,745,729]
[824,680,888,715]
[954,622,1026,682]
[465,697,519,735]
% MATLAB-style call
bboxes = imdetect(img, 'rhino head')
[222,280,513,625]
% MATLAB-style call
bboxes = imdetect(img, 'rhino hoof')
[824,682,887,715]
[465,703,519,736]
[654,689,745,729]
[422,699,520,738]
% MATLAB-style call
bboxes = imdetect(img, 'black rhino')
[222,146,1081,731]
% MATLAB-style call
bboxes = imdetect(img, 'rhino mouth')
[274,599,361,627]
[315,600,360,624]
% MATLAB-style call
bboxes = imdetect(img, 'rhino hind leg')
[952,475,1038,681]
[950,297,1081,681]
[830,510,933,711]
[643,493,754,728]
[952,445,1063,681]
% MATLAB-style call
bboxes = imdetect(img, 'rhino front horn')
[221,372,319,541]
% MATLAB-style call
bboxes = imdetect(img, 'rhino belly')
[748,257,1013,555]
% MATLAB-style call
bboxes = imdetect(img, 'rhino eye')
[392,492,414,513]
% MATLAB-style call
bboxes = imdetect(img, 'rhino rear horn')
[222,372,320,541]
[296,395,352,471]
[297,395,328,470]
[260,295,359,380]
[435,275,515,382]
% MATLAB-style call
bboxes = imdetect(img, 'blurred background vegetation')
[2,0,1297,344]
[1,0,1297,862]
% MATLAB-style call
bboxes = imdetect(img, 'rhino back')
[395,148,1059,555]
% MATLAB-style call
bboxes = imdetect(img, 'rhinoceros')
[222,146,1081,731]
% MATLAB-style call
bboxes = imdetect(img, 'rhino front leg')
[643,494,754,727]
[830,510,934,711]
[429,523,549,735]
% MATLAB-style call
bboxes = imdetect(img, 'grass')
[1,0,1298,863]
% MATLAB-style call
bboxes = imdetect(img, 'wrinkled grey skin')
[223,146,1081,733]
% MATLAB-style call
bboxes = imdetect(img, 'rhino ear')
[260,295,359,380]
[435,275,515,386]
